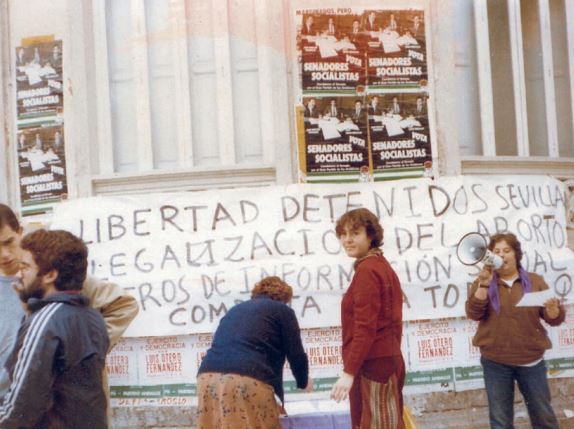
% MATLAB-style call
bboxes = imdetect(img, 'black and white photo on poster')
[15,40,63,120]
[303,96,369,175]
[363,9,427,89]
[298,11,367,93]
[17,123,68,205]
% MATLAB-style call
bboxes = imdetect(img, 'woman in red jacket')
[330,208,405,429]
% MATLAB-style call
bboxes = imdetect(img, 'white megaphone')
[456,233,503,269]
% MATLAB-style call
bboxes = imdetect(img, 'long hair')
[486,233,531,314]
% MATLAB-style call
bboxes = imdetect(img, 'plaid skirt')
[196,372,282,429]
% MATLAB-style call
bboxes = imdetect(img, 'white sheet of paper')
[516,289,555,307]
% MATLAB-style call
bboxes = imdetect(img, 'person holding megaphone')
[465,232,565,429]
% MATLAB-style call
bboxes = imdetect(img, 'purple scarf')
[488,266,532,314]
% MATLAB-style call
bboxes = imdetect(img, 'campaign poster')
[363,9,427,89]
[17,123,68,205]
[367,92,432,180]
[299,11,367,93]
[405,319,457,371]
[106,338,139,387]
[302,95,370,180]
[551,309,574,358]
[15,39,67,215]
[138,336,194,384]
[15,40,63,120]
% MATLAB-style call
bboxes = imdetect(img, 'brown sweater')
[465,272,565,365]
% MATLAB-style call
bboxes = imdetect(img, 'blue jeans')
[481,357,559,429]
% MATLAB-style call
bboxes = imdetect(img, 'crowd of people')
[0,198,567,428]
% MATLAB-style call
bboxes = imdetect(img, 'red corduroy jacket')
[341,254,404,376]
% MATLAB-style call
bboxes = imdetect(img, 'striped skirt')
[196,372,282,429]
[349,355,405,429]
[359,373,404,429]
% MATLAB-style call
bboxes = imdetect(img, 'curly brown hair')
[251,276,293,303]
[335,208,384,249]
[21,229,88,291]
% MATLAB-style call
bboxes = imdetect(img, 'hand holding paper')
[544,297,561,319]
[516,289,556,307]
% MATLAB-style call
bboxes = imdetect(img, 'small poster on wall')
[301,95,370,180]
[15,38,67,215]
[368,92,432,180]
[299,13,367,93]
[16,124,68,206]
[363,9,427,89]
[15,40,63,121]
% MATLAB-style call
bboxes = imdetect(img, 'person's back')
[196,277,310,428]
[1,292,109,429]
[199,295,306,401]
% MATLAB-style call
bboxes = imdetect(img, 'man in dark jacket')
[0,229,109,429]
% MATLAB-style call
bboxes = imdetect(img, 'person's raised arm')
[466,266,492,321]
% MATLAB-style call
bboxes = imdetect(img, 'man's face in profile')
[14,249,46,303]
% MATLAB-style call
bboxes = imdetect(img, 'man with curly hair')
[0,229,109,428]
[0,203,138,417]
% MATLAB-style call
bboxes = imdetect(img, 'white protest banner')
[51,175,573,337]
